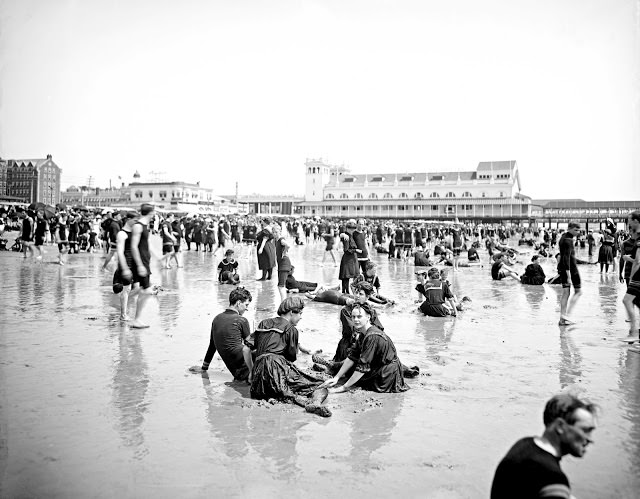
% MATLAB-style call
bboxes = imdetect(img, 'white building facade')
[299,158,532,222]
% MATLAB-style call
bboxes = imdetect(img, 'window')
[399,192,408,199]
[414,192,424,199]
[149,191,154,198]
[325,193,334,199]
[430,175,444,181]
[356,205,363,211]
[429,192,440,198]
[371,176,384,182]
[462,192,472,198]
[135,190,143,199]
[431,205,439,211]
[445,192,456,198]
[340,193,349,199]
[400,175,413,182]
[341,205,348,211]
[414,205,422,210]
[159,190,167,198]
[371,206,378,211]
[499,192,505,198]
[354,193,363,199]
[383,193,393,199]
[445,205,456,214]
[326,206,332,211]
[343,177,355,183]
[368,193,378,199]
[399,205,407,211]
[481,192,486,198]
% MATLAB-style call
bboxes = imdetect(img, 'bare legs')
[559,287,582,325]
[622,293,639,337]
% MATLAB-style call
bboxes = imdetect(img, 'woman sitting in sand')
[249,297,331,417]
[321,303,410,394]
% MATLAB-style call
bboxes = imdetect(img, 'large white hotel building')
[298,158,533,222]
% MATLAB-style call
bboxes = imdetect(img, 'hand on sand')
[329,386,348,394]
[320,377,339,389]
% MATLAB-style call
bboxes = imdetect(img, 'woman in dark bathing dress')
[250,297,331,417]
[338,220,360,293]
[322,303,409,394]
[256,218,276,280]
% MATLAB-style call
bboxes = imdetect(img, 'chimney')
[46,154,52,160]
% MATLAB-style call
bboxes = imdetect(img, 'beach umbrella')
[55,203,67,211]
[43,205,57,219]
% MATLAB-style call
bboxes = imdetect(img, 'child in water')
[218,249,240,284]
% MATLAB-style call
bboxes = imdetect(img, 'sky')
[1,0,638,200]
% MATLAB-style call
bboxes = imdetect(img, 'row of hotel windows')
[133,190,209,200]
[321,205,498,212]
[325,191,506,200]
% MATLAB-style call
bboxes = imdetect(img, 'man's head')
[628,210,640,233]
[531,255,539,263]
[228,287,252,315]
[415,269,427,281]
[225,249,234,259]
[567,222,581,236]
[277,296,305,325]
[543,393,598,458]
[427,267,440,280]
[140,203,155,218]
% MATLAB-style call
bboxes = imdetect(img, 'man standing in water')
[558,222,582,326]
[622,210,640,344]
[491,392,597,499]
[128,204,156,329]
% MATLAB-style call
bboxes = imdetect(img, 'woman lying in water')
[320,303,410,393]
[350,262,396,305]
[249,296,332,417]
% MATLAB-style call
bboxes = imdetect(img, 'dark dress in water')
[417,280,454,317]
[347,325,409,393]
[338,232,360,280]
[520,262,546,285]
[334,303,384,362]
[250,317,323,400]
[256,228,276,271]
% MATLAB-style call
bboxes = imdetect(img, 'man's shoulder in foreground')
[491,437,570,499]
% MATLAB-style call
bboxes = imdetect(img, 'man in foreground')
[491,392,597,499]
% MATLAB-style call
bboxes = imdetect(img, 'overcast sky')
[1,0,638,200]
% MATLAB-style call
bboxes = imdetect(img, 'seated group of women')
[248,288,414,418]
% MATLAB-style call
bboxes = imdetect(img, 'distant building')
[0,158,7,197]
[61,185,132,207]
[299,158,532,222]
[5,154,61,205]
[532,199,639,229]
[234,194,304,215]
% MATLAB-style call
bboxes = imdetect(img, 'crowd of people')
[4,201,640,497]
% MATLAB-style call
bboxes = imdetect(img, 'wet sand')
[1,237,639,498]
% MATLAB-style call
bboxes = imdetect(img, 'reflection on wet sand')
[158,270,183,331]
[112,328,149,460]
[200,373,250,459]
[347,394,404,473]
[618,351,640,468]
[558,327,583,388]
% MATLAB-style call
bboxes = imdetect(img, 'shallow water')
[1,238,639,498]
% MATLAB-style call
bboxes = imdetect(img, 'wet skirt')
[250,353,324,400]
[598,244,613,264]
